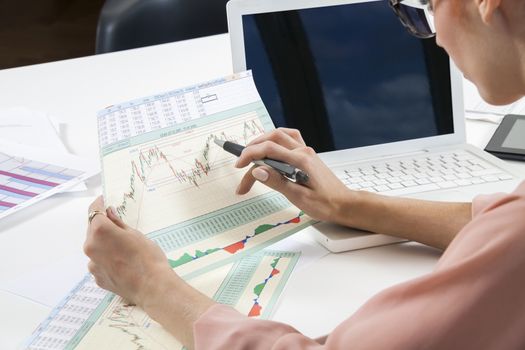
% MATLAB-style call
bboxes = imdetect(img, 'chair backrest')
[96,0,229,54]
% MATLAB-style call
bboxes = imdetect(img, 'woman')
[84,0,525,348]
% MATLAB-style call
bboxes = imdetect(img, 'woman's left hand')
[84,196,175,307]
[84,196,216,349]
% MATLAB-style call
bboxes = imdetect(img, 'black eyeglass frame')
[389,0,435,39]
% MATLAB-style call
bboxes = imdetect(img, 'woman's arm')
[84,197,215,350]
[140,269,215,349]
[236,128,472,250]
[339,191,472,250]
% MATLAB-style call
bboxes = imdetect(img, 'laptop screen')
[242,1,454,152]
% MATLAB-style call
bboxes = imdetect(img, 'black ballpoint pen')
[214,139,309,184]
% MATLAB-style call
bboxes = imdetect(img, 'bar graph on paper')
[0,152,86,219]
[23,71,310,350]
[99,71,313,278]
[25,250,299,350]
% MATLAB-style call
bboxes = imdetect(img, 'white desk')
[1,34,524,350]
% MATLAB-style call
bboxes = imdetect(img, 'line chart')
[63,251,299,350]
[103,112,271,233]
[102,101,312,279]
[167,212,304,268]
[115,119,264,218]
[248,258,281,317]
[105,302,151,349]
[27,73,310,350]
[158,193,310,279]
[100,72,312,284]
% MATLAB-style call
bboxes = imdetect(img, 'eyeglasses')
[389,0,435,39]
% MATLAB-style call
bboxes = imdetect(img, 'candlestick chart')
[26,73,311,350]
[103,112,270,233]
[102,107,312,279]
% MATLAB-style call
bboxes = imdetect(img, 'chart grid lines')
[0,151,89,219]
[22,72,314,349]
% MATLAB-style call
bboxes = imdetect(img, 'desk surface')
[1,34,524,350]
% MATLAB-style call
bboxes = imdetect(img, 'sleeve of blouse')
[194,304,324,350]
[471,192,507,217]
[193,182,525,350]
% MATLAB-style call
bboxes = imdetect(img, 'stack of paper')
[0,107,99,219]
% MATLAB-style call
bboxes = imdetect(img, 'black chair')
[95,0,229,54]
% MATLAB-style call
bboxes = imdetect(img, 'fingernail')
[252,168,269,182]
[108,206,118,217]
[235,159,241,168]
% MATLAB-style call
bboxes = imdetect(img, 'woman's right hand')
[235,128,356,225]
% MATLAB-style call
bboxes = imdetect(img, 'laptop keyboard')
[335,150,514,196]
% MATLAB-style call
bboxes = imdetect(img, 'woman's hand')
[236,128,355,225]
[84,196,175,308]
[84,197,216,349]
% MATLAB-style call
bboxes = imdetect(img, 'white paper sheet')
[0,253,89,307]
[267,227,330,272]
[463,79,525,123]
[0,107,87,191]
[0,139,99,220]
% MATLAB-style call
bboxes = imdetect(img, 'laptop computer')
[226,0,523,252]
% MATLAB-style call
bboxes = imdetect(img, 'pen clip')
[284,170,309,184]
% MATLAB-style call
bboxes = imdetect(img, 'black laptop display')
[242,1,453,152]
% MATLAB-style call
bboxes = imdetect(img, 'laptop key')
[456,172,472,179]
[360,187,376,192]
[401,180,418,187]
[374,185,390,192]
[437,181,458,189]
[373,179,389,186]
[471,178,486,184]
[454,179,472,186]
[387,183,404,190]
[481,175,499,182]
[387,177,402,183]
[470,168,503,177]
[415,178,431,185]
[382,183,441,196]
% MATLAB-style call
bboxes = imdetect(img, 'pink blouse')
[194,181,525,349]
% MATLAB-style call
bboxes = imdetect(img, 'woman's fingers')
[236,165,258,195]
[87,195,112,229]
[106,206,128,230]
[88,195,105,213]
[275,128,306,145]
[249,166,310,203]
[237,164,310,203]
[236,141,310,169]
[87,196,129,232]
[248,128,305,149]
